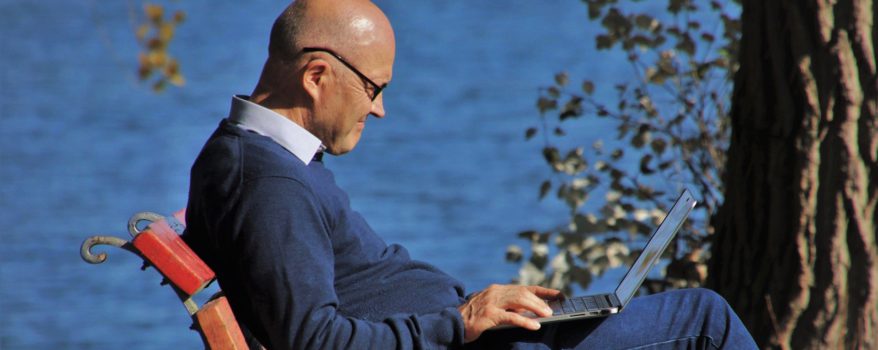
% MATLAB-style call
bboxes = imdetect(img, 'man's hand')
[456,284,563,343]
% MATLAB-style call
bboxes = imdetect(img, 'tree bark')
[708,0,877,349]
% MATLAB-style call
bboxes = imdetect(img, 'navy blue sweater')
[184,120,467,349]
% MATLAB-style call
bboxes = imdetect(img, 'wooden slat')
[132,218,215,296]
[195,296,248,350]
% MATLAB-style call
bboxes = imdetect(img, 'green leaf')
[537,97,557,114]
[582,80,595,95]
[525,127,538,140]
[172,10,186,24]
[147,38,164,50]
[519,260,547,285]
[144,4,164,23]
[555,72,569,86]
[650,138,667,155]
[539,180,552,199]
[505,245,523,263]
[670,113,686,126]
[646,66,664,84]
[571,177,591,190]
[158,22,175,42]
[617,123,630,139]
[543,147,561,170]
[592,140,604,152]
[634,15,656,30]
[561,184,586,210]
[517,230,539,240]
[700,32,715,43]
[628,35,655,50]
[675,33,696,56]
[601,8,631,37]
[560,97,583,120]
[562,148,587,175]
[572,266,593,289]
[631,125,651,148]
[596,34,614,49]
[627,52,639,62]
[639,154,654,174]
[587,0,603,19]
[168,72,185,86]
[638,95,658,117]
[636,185,656,200]
[652,34,667,47]
[668,0,685,14]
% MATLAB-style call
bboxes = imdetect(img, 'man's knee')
[696,288,728,305]
[684,288,734,317]
[666,288,731,312]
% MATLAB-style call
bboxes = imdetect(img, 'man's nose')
[370,94,386,118]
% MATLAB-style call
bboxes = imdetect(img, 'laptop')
[522,188,697,326]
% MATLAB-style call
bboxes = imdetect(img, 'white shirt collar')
[227,95,324,165]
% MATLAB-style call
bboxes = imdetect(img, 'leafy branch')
[134,2,186,92]
[508,0,740,296]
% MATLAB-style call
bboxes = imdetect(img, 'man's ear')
[302,60,330,102]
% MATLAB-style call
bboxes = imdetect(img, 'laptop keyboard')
[550,294,612,316]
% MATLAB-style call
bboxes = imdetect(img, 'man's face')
[318,49,393,155]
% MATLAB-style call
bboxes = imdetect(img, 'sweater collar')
[227,95,324,165]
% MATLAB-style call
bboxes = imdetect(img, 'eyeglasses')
[302,47,387,101]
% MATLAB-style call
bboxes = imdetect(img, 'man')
[183,0,757,349]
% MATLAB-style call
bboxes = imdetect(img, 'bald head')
[268,0,395,64]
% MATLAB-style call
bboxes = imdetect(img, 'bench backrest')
[81,210,248,349]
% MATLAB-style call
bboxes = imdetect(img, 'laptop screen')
[614,189,697,306]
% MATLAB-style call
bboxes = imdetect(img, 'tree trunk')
[708,0,877,349]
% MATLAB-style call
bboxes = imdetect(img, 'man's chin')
[325,137,362,156]
[326,148,351,156]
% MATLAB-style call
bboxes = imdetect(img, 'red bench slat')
[196,296,249,349]
[132,218,215,296]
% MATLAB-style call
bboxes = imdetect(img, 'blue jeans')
[468,288,757,349]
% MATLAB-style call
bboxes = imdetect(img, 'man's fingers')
[507,290,553,317]
[498,311,542,331]
[527,285,564,299]
[489,285,555,318]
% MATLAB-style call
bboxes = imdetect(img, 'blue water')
[1,1,625,348]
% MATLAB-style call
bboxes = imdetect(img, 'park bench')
[80,210,250,349]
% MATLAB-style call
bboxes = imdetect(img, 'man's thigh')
[469,288,736,350]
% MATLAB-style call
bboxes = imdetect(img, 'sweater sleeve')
[232,176,465,350]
